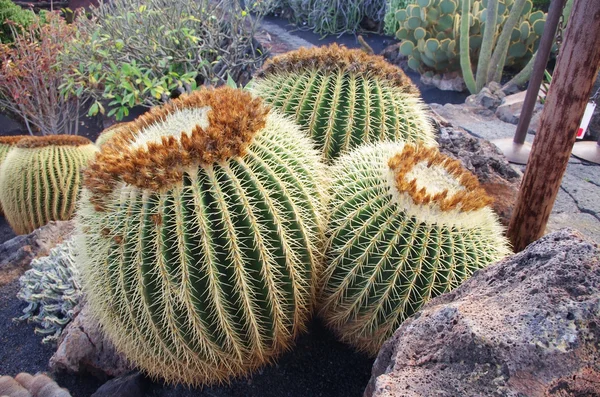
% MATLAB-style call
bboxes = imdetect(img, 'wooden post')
[507,0,600,252]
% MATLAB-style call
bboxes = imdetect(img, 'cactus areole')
[250,44,436,163]
[319,142,510,355]
[77,87,326,385]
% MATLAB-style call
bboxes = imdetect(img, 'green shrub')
[62,0,267,121]
[0,0,35,43]
[16,238,82,344]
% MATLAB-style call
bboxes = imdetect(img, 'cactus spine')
[0,136,29,215]
[0,135,97,235]
[76,87,326,385]
[319,142,510,355]
[250,44,435,163]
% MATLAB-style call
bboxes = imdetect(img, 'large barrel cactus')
[0,135,97,235]
[0,135,29,215]
[249,44,436,162]
[76,87,326,385]
[94,122,130,148]
[319,141,510,355]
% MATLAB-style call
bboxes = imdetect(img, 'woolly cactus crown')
[250,44,436,162]
[319,141,510,355]
[77,86,326,386]
[0,135,97,234]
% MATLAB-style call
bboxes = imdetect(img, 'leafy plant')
[16,237,82,344]
[0,0,35,43]
[76,87,326,386]
[0,12,87,135]
[62,0,267,121]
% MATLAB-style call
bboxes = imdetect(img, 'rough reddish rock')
[434,113,522,227]
[364,229,600,397]
[0,221,74,287]
[49,302,131,380]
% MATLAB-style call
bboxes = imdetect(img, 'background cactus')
[94,122,131,148]
[0,135,97,235]
[250,44,436,163]
[16,237,82,344]
[319,141,510,355]
[76,87,326,385]
[0,135,28,215]
[394,0,546,91]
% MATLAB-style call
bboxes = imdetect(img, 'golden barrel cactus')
[76,87,326,385]
[0,135,97,234]
[319,141,511,355]
[250,44,436,162]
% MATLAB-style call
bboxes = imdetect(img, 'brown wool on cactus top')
[257,44,419,95]
[0,135,30,146]
[16,135,93,149]
[388,145,493,212]
[84,86,270,207]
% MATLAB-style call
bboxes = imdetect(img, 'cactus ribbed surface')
[0,135,29,215]
[94,122,130,148]
[319,142,510,355]
[0,135,97,235]
[76,87,326,385]
[250,44,435,163]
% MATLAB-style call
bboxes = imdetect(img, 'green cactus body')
[0,135,97,235]
[249,45,436,163]
[76,87,326,385]
[319,141,510,355]
[0,136,29,215]
[94,122,131,148]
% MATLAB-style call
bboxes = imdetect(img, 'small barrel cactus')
[0,135,97,235]
[95,122,130,148]
[319,141,510,355]
[76,87,326,385]
[249,44,435,163]
[0,135,29,215]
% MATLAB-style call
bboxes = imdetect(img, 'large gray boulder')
[365,229,600,397]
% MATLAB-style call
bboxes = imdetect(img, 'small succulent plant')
[16,237,82,344]
[250,44,435,163]
[0,135,98,234]
[319,141,511,355]
[76,86,326,385]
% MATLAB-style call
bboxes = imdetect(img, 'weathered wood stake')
[507,0,600,252]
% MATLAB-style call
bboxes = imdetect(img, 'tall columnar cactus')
[396,0,546,91]
[0,135,29,215]
[319,141,510,355]
[94,122,131,148]
[76,87,326,385]
[0,135,97,235]
[249,44,435,163]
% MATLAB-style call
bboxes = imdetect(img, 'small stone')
[50,302,132,379]
[91,373,146,397]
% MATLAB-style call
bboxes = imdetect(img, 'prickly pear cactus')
[95,122,130,148]
[76,87,326,385]
[0,135,97,235]
[250,44,435,163]
[17,237,82,343]
[319,142,510,355]
[0,135,29,215]
[396,0,545,74]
